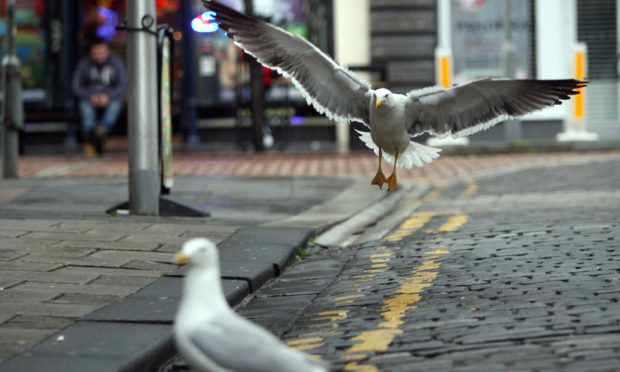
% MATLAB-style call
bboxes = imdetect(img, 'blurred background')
[0,0,617,154]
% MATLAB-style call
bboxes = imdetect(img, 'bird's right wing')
[203,0,372,125]
[188,315,329,372]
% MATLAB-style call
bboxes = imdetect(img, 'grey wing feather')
[203,0,371,125]
[188,315,328,372]
[405,78,587,137]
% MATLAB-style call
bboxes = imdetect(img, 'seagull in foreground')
[203,0,587,191]
[173,238,329,372]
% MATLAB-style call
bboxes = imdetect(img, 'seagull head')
[374,88,393,109]
[174,238,219,269]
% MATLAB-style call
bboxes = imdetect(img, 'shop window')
[0,0,46,102]
[451,0,534,84]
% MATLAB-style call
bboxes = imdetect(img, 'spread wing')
[405,78,587,137]
[187,314,328,372]
[203,0,372,125]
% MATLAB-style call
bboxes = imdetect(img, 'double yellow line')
[286,211,468,370]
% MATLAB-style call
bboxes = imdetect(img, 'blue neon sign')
[191,11,219,33]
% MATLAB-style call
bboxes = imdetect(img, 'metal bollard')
[1,0,23,179]
[126,0,160,215]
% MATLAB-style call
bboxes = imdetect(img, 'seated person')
[72,37,127,154]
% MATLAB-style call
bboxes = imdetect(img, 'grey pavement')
[161,156,620,371]
[0,173,403,371]
[2,155,619,372]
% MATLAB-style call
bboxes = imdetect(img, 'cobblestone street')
[195,157,620,371]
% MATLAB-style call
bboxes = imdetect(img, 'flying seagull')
[173,238,329,372]
[203,0,587,190]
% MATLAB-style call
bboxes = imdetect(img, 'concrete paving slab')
[49,239,163,252]
[20,231,129,242]
[50,250,174,268]
[0,230,29,238]
[0,260,63,272]
[13,282,142,297]
[0,322,173,372]
[0,270,100,285]
[83,296,178,323]
[52,265,165,278]
[0,288,60,304]
[31,322,171,357]
[0,302,102,319]
[83,277,249,324]
[0,354,129,372]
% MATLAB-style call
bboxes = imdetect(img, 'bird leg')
[386,150,399,191]
[371,148,387,189]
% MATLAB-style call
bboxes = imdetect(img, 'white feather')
[355,130,441,169]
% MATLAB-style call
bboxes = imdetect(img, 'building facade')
[1,0,618,148]
[358,0,618,143]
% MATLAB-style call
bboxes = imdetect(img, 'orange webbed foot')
[371,170,387,189]
[386,172,398,191]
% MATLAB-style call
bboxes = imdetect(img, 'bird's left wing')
[188,315,329,372]
[203,0,372,125]
[405,78,587,137]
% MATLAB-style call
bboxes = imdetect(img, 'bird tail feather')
[355,129,441,169]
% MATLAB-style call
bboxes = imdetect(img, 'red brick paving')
[17,150,620,182]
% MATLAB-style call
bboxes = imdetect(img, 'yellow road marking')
[348,328,403,353]
[344,361,379,372]
[289,342,325,351]
[426,247,449,255]
[317,310,346,315]
[435,181,449,189]
[385,212,435,242]
[345,249,448,353]
[341,354,368,361]
[332,294,364,302]
[289,210,469,366]
[286,337,323,345]
[401,212,435,229]
[434,212,468,233]
[367,252,392,258]
[370,258,391,263]
[286,337,325,351]
[459,178,478,198]
[312,310,349,322]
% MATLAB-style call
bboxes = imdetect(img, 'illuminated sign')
[96,6,119,40]
[191,11,219,33]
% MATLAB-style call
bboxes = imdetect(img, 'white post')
[334,0,369,154]
[555,0,598,142]
[556,43,599,142]
[127,0,160,214]
[427,0,469,147]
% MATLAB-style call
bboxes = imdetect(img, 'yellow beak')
[174,252,191,265]
[375,98,383,109]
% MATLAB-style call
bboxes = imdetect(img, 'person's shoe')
[84,142,97,157]
[83,129,97,157]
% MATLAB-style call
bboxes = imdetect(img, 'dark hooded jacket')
[72,52,127,100]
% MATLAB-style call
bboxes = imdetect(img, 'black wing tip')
[530,78,588,96]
